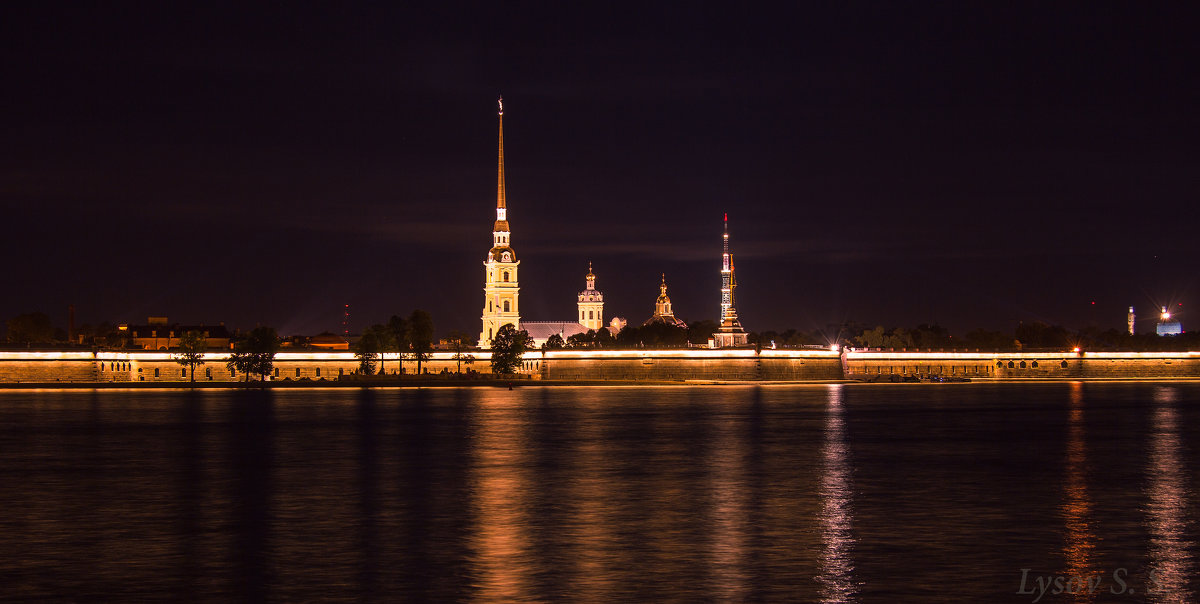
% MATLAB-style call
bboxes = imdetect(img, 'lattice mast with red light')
[713,213,749,347]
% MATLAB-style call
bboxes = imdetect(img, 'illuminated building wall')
[5,350,1200,383]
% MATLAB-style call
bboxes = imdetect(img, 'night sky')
[3,4,1196,339]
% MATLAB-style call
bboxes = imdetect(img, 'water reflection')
[1145,386,1194,603]
[6,385,1200,601]
[229,390,275,603]
[707,389,748,601]
[355,390,379,600]
[1062,381,1097,601]
[816,384,857,603]
[468,392,533,601]
[175,392,204,603]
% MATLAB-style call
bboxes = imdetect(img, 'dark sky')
[3,3,1197,338]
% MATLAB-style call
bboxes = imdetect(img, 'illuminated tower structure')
[1157,306,1182,336]
[712,214,749,347]
[1128,306,1136,336]
[577,262,604,331]
[480,96,520,347]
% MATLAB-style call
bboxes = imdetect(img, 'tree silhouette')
[490,323,529,375]
[174,330,206,384]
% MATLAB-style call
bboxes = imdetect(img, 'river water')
[1,383,1198,602]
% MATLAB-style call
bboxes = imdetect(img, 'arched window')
[1019,361,1026,369]
[1031,360,1039,368]
[1061,360,1069,368]
[997,361,1004,368]
[503,271,509,282]
[1007,361,1015,368]
[503,300,510,312]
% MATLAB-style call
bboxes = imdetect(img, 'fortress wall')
[758,357,845,380]
[845,358,1001,379]
[1078,357,1200,378]
[4,350,1200,383]
[0,352,493,384]
[0,360,99,383]
[843,352,1200,379]
[539,351,842,381]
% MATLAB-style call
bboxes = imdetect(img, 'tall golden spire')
[493,95,509,233]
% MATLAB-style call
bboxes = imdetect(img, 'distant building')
[308,332,350,350]
[608,317,627,335]
[527,265,609,348]
[577,262,604,330]
[643,274,687,328]
[1157,306,1183,336]
[123,317,231,350]
[524,321,589,348]
[1128,306,1136,335]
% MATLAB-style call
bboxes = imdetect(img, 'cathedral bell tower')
[480,96,520,347]
[577,262,604,331]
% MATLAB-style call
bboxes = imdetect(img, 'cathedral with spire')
[479,97,520,347]
[480,97,611,348]
[478,98,749,349]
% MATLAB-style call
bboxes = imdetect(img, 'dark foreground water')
[1,383,1199,602]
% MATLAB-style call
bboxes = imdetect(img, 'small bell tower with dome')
[480,96,520,347]
[577,262,604,331]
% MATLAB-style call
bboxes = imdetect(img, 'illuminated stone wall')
[4,350,1200,383]
[0,360,99,383]
[844,352,1200,380]
[539,350,843,381]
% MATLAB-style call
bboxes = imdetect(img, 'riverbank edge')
[5,377,1200,390]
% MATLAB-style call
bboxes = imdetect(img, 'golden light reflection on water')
[468,393,533,601]
[707,397,748,602]
[1062,381,1097,602]
[817,384,857,603]
[566,414,616,601]
[1146,386,1195,603]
